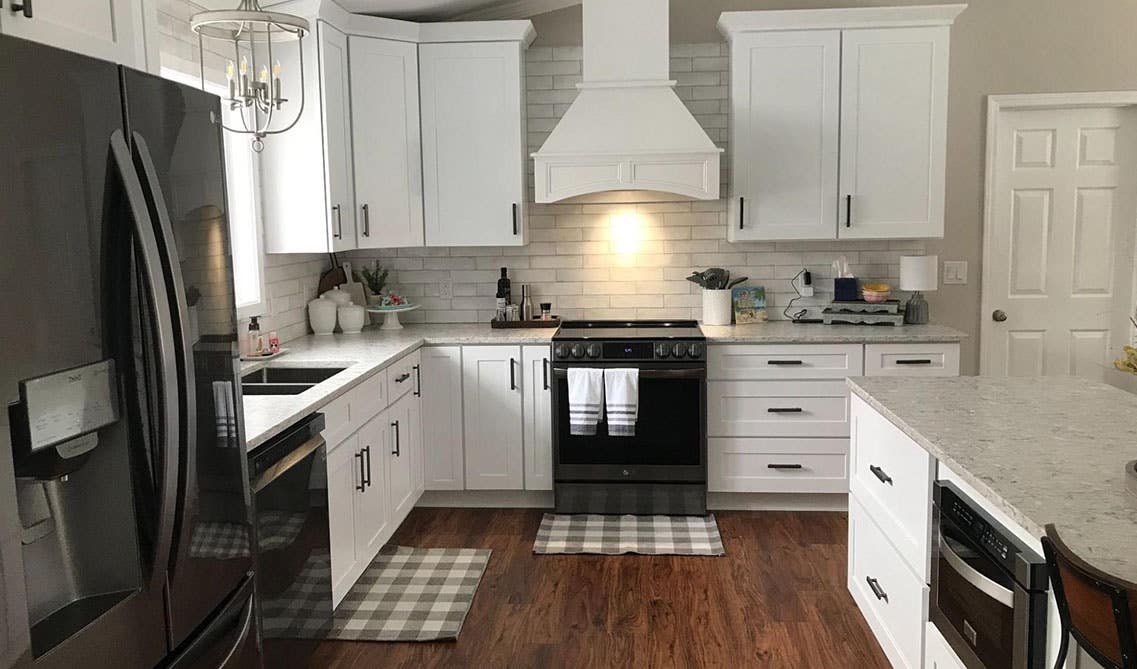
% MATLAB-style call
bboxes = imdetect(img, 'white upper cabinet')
[838,27,949,239]
[728,30,840,241]
[0,0,152,68]
[349,35,424,248]
[720,5,963,241]
[419,41,528,247]
[320,24,357,252]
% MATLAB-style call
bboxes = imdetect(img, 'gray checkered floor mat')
[533,514,725,556]
[328,545,492,642]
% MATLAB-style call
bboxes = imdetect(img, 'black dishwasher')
[248,413,331,668]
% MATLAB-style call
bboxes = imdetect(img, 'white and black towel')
[213,381,238,448]
[567,368,604,436]
[603,368,639,437]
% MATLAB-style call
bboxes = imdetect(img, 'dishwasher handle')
[251,434,325,493]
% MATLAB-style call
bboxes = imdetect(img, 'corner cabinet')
[419,41,528,247]
[0,0,153,69]
[720,5,963,241]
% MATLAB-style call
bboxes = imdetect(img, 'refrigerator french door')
[0,35,257,668]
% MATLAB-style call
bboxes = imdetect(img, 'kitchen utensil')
[317,252,347,294]
[686,271,708,288]
[337,304,366,334]
[727,276,748,289]
[703,267,728,290]
[308,296,337,335]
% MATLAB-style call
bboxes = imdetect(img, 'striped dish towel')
[604,368,639,437]
[213,381,239,448]
[567,368,604,436]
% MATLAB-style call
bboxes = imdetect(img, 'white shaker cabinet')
[386,391,420,522]
[349,35,424,248]
[0,0,152,69]
[353,412,392,568]
[462,346,524,489]
[521,345,553,491]
[419,41,528,247]
[326,434,361,603]
[421,346,465,491]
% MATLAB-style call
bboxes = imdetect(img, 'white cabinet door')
[521,345,552,491]
[0,0,146,67]
[387,392,418,523]
[327,435,361,603]
[729,30,840,241]
[320,23,357,252]
[419,41,527,247]
[838,27,949,239]
[462,346,524,490]
[354,412,390,563]
[421,346,465,490]
[349,36,424,249]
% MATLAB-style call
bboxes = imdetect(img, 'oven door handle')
[552,367,705,379]
[940,538,1015,607]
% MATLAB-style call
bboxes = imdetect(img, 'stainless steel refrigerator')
[0,35,258,668]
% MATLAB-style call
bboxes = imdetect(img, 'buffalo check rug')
[328,545,492,642]
[533,514,725,556]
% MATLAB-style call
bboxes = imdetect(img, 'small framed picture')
[732,286,767,324]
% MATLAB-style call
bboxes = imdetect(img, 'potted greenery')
[357,261,389,306]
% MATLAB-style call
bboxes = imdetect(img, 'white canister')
[308,296,337,335]
[338,304,366,334]
[322,286,352,306]
[702,289,733,326]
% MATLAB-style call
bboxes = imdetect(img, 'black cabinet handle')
[10,0,32,17]
[355,451,366,492]
[361,203,370,237]
[332,204,342,239]
[866,577,888,602]
[845,194,852,228]
[362,446,372,488]
[509,358,516,390]
[542,358,549,391]
[512,203,519,235]
[767,360,803,366]
[895,359,933,365]
[767,407,803,414]
[391,421,400,456]
[395,372,410,383]
[869,464,893,485]
[767,463,803,470]
[739,196,745,230]
[413,364,421,397]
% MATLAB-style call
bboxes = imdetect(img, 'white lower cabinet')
[462,346,524,490]
[707,379,851,438]
[387,391,420,521]
[522,345,553,491]
[421,346,465,490]
[354,412,392,564]
[708,437,848,493]
[327,434,362,602]
[925,621,966,669]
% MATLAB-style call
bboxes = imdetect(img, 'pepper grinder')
[521,284,534,321]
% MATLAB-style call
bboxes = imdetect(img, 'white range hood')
[531,0,722,203]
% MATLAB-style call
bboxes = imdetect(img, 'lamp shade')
[899,255,938,292]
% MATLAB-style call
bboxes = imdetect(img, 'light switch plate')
[943,261,968,285]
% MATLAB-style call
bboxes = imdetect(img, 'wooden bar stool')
[1041,524,1137,669]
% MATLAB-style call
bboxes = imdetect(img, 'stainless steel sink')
[241,366,347,396]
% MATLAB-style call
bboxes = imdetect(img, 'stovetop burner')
[554,320,705,341]
[553,320,706,362]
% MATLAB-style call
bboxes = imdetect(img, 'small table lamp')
[900,255,938,324]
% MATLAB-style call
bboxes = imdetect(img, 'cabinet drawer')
[709,344,863,380]
[321,394,353,447]
[849,394,934,582]
[708,437,848,493]
[708,380,849,437]
[848,495,929,669]
[352,369,388,420]
[386,350,420,403]
[864,343,959,377]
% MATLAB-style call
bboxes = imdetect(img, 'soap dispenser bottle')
[248,316,265,357]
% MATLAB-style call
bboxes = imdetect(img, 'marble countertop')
[700,321,967,343]
[848,375,1137,583]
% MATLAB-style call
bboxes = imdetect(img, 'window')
[160,66,266,318]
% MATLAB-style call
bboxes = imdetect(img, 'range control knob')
[672,342,688,358]
[655,343,670,358]
[688,342,704,358]
[570,343,585,359]
[587,343,602,358]
[554,343,569,359]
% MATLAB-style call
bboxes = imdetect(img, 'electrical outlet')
[943,261,968,285]
[439,277,453,299]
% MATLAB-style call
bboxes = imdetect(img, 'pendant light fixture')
[191,0,309,152]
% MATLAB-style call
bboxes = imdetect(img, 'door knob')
[992,309,1007,322]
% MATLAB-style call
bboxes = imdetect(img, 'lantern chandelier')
[191,0,310,152]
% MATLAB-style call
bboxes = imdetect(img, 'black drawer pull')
[391,420,401,456]
[866,576,888,602]
[768,407,803,413]
[10,0,32,17]
[413,364,421,396]
[512,203,519,235]
[869,464,893,485]
[362,446,372,488]
[739,196,745,229]
[767,360,803,366]
[767,463,803,470]
[845,194,853,228]
[895,359,933,365]
[395,372,411,383]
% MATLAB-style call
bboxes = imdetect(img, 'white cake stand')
[365,303,420,330]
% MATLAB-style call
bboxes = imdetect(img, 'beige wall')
[533,0,1137,374]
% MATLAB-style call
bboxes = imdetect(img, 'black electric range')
[552,320,706,363]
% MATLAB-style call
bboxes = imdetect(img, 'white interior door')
[982,104,1137,379]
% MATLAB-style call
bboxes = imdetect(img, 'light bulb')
[239,57,248,75]
[259,66,268,83]
[226,60,234,81]
[273,60,281,78]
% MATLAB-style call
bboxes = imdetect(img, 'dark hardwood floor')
[311,508,889,668]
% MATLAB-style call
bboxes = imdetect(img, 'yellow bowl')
[862,283,890,292]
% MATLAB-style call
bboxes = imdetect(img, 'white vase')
[338,304,365,334]
[308,296,337,335]
[702,289,732,326]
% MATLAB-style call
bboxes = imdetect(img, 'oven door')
[551,363,706,482]
[931,505,1026,669]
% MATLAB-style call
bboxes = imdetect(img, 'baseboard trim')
[414,490,847,512]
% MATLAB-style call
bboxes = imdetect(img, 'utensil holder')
[703,289,732,325]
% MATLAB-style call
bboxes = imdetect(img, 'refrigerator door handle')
[108,130,181,588]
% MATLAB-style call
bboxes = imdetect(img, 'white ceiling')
[331,0,578,21]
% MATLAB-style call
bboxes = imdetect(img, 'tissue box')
[834,277,859,302]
